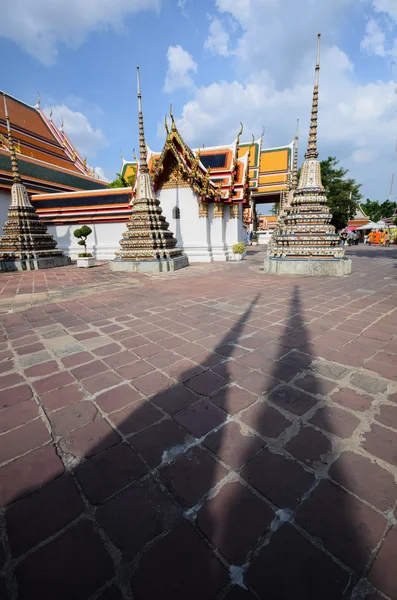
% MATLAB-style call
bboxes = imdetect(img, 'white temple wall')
[209,204,229,261]
[158,187,212,262]
[225,204,246,257]
[46,222,126,260]
[0,189,10,232]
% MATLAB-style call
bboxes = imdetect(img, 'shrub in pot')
[74,226,95,267]
[232,242,245,261]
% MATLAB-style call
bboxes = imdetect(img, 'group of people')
[367,230,390,246]
[340,228,391,248]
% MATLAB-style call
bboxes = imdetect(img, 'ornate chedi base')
[110,255,188,273]
[0,194,69,272]
[264,257,352,277]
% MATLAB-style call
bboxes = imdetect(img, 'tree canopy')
[107,171,136,189]
[360,198,397,222]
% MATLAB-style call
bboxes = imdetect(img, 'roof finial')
[164,115,170,135]
[305,33,321,160]
[49,104,53,120]
[169,103,176,130]
[236,122,243,145]
[120,149,124,161]
[3,94,22,184]
[136,66,148,173]
[36,91,41,108]
[60,116,64,131]
[292,118,299,188]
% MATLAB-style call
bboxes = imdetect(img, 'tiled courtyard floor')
[1,245,397,600]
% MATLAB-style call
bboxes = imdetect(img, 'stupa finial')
[292,118,299,188]
[3,94,22,184]
[136,66,148,174]
[36,91,41,108]
[305,33,321,160]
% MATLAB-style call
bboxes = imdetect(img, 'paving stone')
[102,350,138,369]
[184,371,227,395]
[70,359,108,380]
[60,419,120,458]
[197,480,274,564]
[132,371,173,396]
[0,372,24,390]
[97,477,181,561]
[329,451,397,511]
[0,445,64,507]
[174,399,226,437]
[150,383,198,414]
[76,443,146,504]
[115,360,154,380]
[15,520,114,600]
[295,373,338,396]
[133,343,163,359]
[211,360,251,382]
[375,404,397,430]
[246,523,351,600]
[241,447,314,509]
[19,350,52,369]
[0,419,51,464]
[109,399,163,435]
[95,383,141,413]
[239,400,292,439]
[268,385,318,416]
[40,383,85,412]
[61,351,93,368]
[132,521,228,600]
[331,387,374,412]
[81,371,122,394]
[366,359,397,381]
[285,425,332,466]
[369,526,397,599]
[33,371,75,395]
[0,399,39,434]
[210,386,256,415]
[237,352,267,370]
[49,401,99,437]
[160,446,228,507]
[296,479,387,574]
[15,342,45,356]
[237,371,279,395]
[309,405,360,439]
[262,360,302,382]
[52,343,85,358]
[350,373,388,395]
[131,419,189,467]
[6,474,84,556]
[204,421,264,470]
[311,361,350,380]
[362,423,397,467]
[281,350,313,369]
[146,351,181,369]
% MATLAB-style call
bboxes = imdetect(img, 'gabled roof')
[0,92,107,193]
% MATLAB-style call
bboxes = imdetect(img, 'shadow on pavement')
[1,287,377,599]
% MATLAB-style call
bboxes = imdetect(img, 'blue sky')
[1,0,397,204]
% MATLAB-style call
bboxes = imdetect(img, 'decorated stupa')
[110,68,188,273]
[0,94,69,272]
[264,34,351,277]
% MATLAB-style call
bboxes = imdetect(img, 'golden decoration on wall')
[230,204,239,219]
[199,201,208,218]
[213,202,224,218]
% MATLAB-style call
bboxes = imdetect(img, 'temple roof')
[0,92,107,193]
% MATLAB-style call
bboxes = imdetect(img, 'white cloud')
[93,166,110,181]
[204,18,230,57]
[164,45,198,93]
[0,0,161,66]
[177,0,187,16]
[372,0,397,22]
[171,0,397,200]
[361,18,387,56]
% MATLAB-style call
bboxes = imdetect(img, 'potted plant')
[232,242,246,261]
[74,225,95,267]
[252,232,258,246]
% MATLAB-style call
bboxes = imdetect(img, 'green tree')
[73,225,92,255]
[297,157,362,230]
[361,198,397,222]
[107,171,136,189]
[270,203,279,216]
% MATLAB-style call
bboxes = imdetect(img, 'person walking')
[353,231,359,245]
[340,230,348,248]
[348,230,354,246]
[368,231,374,245]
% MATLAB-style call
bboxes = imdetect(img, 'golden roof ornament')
[137,66,149,174]
[49,105,53,120]
[36,91,41,108]
[60,116,64,132]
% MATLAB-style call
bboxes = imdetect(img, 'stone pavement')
[0,245,397,600]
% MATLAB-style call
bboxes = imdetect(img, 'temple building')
[0,89,296,262]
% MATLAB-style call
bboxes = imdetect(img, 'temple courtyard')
[0,245,397,600]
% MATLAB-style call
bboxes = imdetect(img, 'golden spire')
[292,118,299,188]
[136,66,148,174]
[236,122,243,145]
[305,33,321,160]
[164,115,170,136]
[3,94,22,184]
